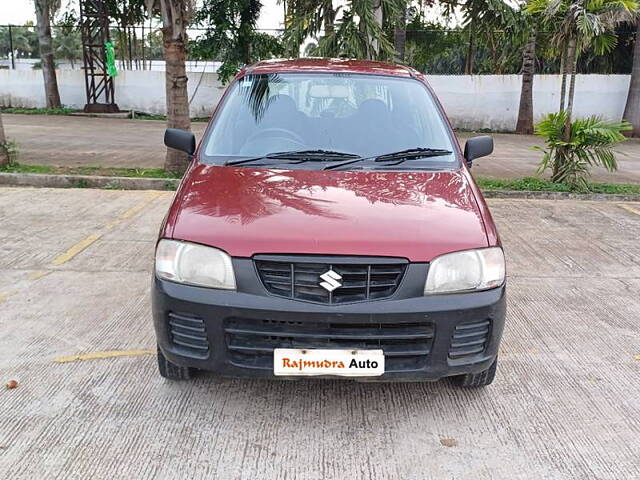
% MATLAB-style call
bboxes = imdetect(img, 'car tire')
[157,346,194,380]
[455,357,498,388]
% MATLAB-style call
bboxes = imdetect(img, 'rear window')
[202,73,456,164]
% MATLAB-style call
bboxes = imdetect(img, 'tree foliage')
[145,0,195,174]
[0,24,39,59]
[527,0,637,145]
[34,0,62,108]
[535,111,631,189]
[53,12,81,67]
[283,0,404,59]
[191,0,284,83]
[526,0,636,50]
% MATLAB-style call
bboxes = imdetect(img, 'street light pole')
[8,25,15,69]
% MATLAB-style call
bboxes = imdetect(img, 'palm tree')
[0,112,9,167]
[238,0,262,64]
[145,0,195,174]
[461,0,521,74]
[54,28,82,69]
[191,0,282,83]
[535,111,631,188]
[394,3,407,62]
[515,23,537,134]
[34,0,61,108]
[284,0,401,59]
[623,20,640,136]
[526,0,638,140]
[370,0,384,58]
[322,0,336,36]
[459,0,537,132]
[0,26,35,59]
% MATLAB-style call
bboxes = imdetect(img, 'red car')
[153,58,506,387]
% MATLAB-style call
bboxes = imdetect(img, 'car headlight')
[155,239,236,290]
[424,247,505,294]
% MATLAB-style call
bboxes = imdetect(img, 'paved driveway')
[2,114,208,169]
[1,187,640,479]
[4,113,640,183]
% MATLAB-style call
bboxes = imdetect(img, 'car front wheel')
[454,357,498,388]
[157,346,194,380]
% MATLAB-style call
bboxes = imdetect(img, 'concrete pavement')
[4,113,640,183]
[1,186,640,478]
[1,113,207,169]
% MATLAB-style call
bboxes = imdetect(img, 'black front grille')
[449,319,491,360]
[224,317,434,372]
[255,257,407,304]
[168,312,209,358]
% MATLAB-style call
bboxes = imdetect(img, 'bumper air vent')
[449,319,491,360]
[168,312,209,358]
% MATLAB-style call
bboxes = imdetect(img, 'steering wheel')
[245,128,306,149]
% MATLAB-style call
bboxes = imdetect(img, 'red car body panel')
[162,58,500,262]
[169,164,489,262]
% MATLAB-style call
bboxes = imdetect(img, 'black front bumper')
[153,259,506,382]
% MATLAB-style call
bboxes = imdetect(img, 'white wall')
[428,74,631,131]
[0,69,227,118]
[0,58,223,72]
[0,69,631,131]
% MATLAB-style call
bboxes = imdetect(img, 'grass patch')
[131,112,166,121]
[476,176,640,195]
[454,127,513,134]
[132,112,209,122]
[1,106,79,115]
[1,107,209,122]
[0,162,181,179]
[0,164,637,195]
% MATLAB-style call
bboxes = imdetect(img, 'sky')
[1,2,46,24]
[0,1,466,33]
[0,0,285,30]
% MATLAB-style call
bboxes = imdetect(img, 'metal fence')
[0,23,636,75]
[0,24,286,72]
[0,24,235,71]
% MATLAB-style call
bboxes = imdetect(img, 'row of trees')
[2,21,635,75]
[0,24,166,69]
[279,0,638,136]
[4,0,640,174]
[174,0,640,172]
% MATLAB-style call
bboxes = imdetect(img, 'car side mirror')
[164,128,196,156]
[463,136,494,168]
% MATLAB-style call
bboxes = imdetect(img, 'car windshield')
[202,73,457,170]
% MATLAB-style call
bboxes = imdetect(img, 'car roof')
[243,58,416,78]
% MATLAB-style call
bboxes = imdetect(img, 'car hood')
[170,164,489,262]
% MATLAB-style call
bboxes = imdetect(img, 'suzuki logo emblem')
[319,269,342,292]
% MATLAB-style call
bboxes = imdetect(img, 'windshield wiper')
[224,149,360,166]
[374,147,453,162]
[323,147,453,171]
